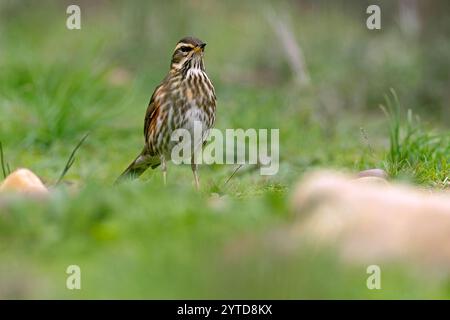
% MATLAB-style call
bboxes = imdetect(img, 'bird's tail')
[115,152,160,184]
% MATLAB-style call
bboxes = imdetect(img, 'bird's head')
[170,36,207,73]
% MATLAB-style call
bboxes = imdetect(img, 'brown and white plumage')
[116,36,216,188]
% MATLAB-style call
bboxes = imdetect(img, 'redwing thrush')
[116,36,216,188]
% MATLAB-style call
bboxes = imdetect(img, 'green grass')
[381,89,449,187]
[0,1,449,299]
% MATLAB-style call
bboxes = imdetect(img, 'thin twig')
[223,164,243,187]
[56,133,89,185]
[266,9,310,86]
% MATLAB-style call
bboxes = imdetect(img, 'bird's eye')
[180,46,192,53]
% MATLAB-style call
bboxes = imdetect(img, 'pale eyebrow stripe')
[174,43,195,52]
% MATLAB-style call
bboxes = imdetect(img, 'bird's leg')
[191,153,200,190]
[160,155,167,186]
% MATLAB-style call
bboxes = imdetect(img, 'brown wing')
[143,84,164,145]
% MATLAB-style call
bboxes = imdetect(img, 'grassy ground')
[0,1,449,298]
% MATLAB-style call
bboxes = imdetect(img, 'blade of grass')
[0,141,6,179]
[0,141,11,179]
[56,133,89,185]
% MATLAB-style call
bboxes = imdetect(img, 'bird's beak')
[194,43,206,53]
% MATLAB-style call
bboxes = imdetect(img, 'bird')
[116,36,216,189]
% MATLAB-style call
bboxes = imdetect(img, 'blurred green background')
[0,0,449,298]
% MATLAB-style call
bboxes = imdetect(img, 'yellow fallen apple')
[0,168,48,195]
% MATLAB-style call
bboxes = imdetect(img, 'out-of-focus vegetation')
[0,0,449,298]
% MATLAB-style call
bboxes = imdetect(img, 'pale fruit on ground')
[0,168,48,195]
[291,170,450,268]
